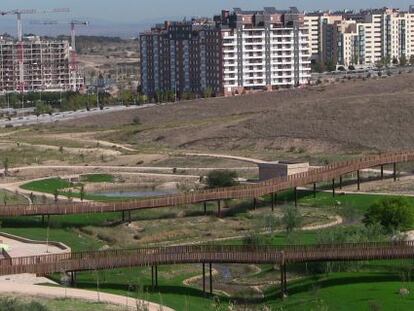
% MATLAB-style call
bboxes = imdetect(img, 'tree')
[53,189,59,203]
[2,157,9,177]
[400,54,407,67]
[281,206,302,234]
[203,87,214,98]
[363,198,414,232]
[206,170,238,189]
[409,55,414,66]
[392,57,399,66]
[80,185,85,202]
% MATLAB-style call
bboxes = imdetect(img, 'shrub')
[282,206,302,234]
[363,198,414,232]
[206,170,238,188]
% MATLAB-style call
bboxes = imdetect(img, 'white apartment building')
[220,8,311,96]
[308,8,414,67]
[304,15,321,60]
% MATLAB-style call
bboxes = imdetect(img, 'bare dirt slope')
[61,74,414,157]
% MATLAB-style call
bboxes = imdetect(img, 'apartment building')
[0,36,84,93]
[217,7,311,96]
[141,7,311,98]
[307,7,414,67]
[140,20,222,97]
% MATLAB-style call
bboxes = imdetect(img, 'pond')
[92,189,178,198]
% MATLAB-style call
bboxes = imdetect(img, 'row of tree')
[312,54,414,73]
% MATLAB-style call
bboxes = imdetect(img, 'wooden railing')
[0,241,413,276]
[1,151,413,217]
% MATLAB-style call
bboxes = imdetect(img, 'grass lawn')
[21,178,71,194]
[264,271,414,311]
[21,177,132,202]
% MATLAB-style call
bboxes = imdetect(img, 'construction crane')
[32,19,89,91]
[0,8,70,93]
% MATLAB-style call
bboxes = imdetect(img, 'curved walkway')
[0,151,410,217]
[0,282,173,311]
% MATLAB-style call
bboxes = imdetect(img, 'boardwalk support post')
[209,263,213,294]
[217,200,221,218]
[339,176,343,190]
[313,183,316,198]
[381,165,384,180]
[332,179,335,197]
[122,211,125,223]
[357,170,360,191]
[280,264,288,299]
[203,202,207,215]
[294,187,298,207]
[128,211,132,223]
[70,271,76,286]
[271,193,275,212]
[253,198,257,210]
[393,163,397,182]
[151,266,154,289]
[155,265,158,288]
[202,263,206,295]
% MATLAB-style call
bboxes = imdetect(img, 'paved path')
[0,282,173,311]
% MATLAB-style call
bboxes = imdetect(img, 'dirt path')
[183,152,266,164]
[155,215,344,247]
[0,282,173,311]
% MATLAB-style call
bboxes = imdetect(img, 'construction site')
[0,8,85,94]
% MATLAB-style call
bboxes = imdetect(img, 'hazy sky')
[1,0,413,23]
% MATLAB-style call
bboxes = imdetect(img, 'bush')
[0,297,49,311]
[206,170,238,188]
[282,206,302,234]
[363,198,414,232]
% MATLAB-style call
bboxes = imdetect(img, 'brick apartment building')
[140,7,311,98]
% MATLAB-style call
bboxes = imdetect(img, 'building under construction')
[0,36,84,93]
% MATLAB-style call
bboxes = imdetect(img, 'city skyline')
[1,0,414,24]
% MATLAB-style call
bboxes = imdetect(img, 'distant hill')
[0,17,153,38]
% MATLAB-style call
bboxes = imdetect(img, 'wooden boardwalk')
[1,151,412,217]
[0,242,413,276]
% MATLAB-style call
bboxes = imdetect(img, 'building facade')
[217,7,311,96]
[140,20,222,98]
[140,7,311,98]
[306,7,414,67]
[0,36,84,93]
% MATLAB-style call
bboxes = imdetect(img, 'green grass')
[21,178,71,194]
[80,174,114,183]
[20,177,132,202]
[264,271,414,311]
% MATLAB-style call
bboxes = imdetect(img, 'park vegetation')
[363,197,414,233]
[206,170,239,189]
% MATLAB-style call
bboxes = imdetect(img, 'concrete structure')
[306,7,414,67]
[140,19,222,98]
[217,7,311,96]
[258,161,310,181]
[304,12,343,63]
[0,36,83,93]
[140,7,312,98]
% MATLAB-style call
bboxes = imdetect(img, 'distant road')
[0,104,155,128]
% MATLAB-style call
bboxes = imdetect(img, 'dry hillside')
[61,73,414,159]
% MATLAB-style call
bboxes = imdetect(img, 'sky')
[1,0,414,24]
